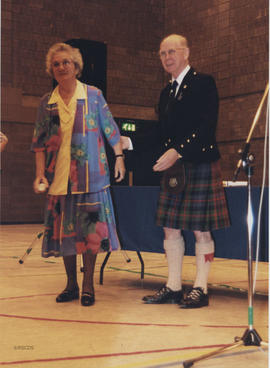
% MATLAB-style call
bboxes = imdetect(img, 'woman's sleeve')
[30,96,49,153]
[96,91,120,147]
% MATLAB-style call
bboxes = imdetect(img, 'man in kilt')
[122,34,230,308]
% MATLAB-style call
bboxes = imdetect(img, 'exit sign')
[122,122,136,132]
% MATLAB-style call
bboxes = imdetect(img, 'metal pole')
[246,165,254,330]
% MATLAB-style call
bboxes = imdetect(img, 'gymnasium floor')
[0,224,268,368]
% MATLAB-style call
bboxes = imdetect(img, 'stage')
[0,223,268,368]
[0,183,268,368]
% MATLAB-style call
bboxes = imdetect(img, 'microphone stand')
[233,83,269,181]
[182,83,269,368]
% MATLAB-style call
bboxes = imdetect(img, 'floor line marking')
[138,346,269,368]
[0,293,56,300]
[0,314,189,328]
[0,344,230,366]
[0,313,251,329]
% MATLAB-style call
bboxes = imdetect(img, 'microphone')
[233,143,250,181]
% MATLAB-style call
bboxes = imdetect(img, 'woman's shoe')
[56,288,79,303]
[81,292,95,306]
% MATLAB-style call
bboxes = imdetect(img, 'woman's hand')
[153,148,181,172]
[33,176,49,193]
[114,157,126,182]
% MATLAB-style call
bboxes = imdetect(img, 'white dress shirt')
[172,64,191,96]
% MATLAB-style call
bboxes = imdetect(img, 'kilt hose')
[156,160,230,232]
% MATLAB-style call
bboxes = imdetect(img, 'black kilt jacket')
[158,67,221,163]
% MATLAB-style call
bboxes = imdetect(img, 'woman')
[31,43,125,306]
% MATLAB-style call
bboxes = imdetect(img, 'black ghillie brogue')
[142,285,183,304]
[180,287,209,309]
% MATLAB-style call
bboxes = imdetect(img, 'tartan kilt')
[156,160,230,231]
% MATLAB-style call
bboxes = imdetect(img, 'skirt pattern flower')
[42,188,119,257]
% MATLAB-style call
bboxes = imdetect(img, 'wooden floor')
[0,224,268,368]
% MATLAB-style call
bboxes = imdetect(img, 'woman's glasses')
[52,59,73,68]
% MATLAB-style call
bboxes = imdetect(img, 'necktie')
[169,80,178,98]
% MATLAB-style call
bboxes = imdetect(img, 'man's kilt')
[156,160,230,231]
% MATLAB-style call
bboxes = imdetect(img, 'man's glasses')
[159,48,185,59]
[52,59,73,68]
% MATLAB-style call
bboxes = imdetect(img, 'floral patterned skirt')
[41,188,120,257]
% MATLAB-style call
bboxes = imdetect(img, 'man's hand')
[120,136,131,150]
[153,148,181,172]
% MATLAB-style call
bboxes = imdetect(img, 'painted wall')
[1,0,268,222]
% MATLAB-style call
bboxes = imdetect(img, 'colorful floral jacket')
[31,84,120,193]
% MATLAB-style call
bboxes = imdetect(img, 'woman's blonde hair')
[46,42,83,78]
